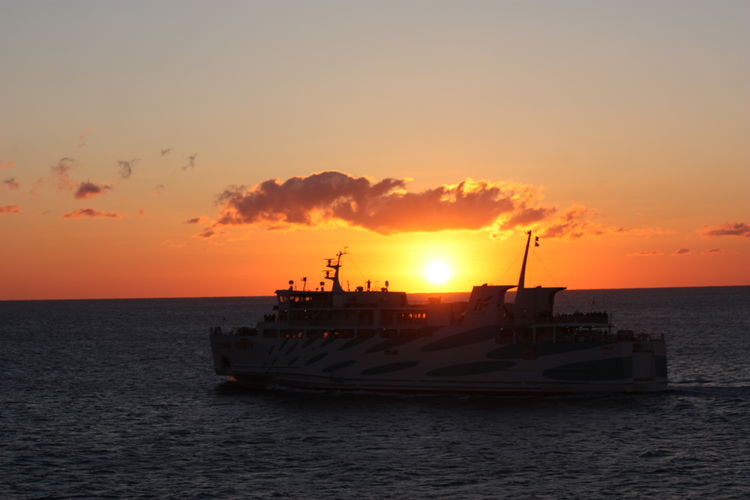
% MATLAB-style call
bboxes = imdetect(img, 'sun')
[424,259,452,285]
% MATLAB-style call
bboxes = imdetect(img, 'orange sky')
[1,1,748,300]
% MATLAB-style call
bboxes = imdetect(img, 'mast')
[517,230,532,290]
[325,249,346,293]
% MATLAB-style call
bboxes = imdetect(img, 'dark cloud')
[118,159,139,179]
[701,222,750,238]
[3,177,19,190]
[702,248,724,255]
[673,248,690,255]
[185,217,203,224]
[74,181,112,200]
[182,153,197,171]
[51,157,75,190]
[160,148,172,156]
[214,171,552,235]
[0,205,21,215]
[195,227,225,239]
[62,208,122,219]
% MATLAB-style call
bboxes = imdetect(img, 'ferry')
[209,233,667,394]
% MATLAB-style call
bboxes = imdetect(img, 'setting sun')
[424,260,452,285]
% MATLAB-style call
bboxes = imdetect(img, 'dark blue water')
[2,287,749,499]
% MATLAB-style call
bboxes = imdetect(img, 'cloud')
[194,227,225,239]
[154,184,165,196]
[702,248,725,255]
[673,248,690,255]
[3,177,19,190]
[209,171,675,240]
[214,171,554,235]
[78,126,95,148]
[0,161,14,169]
[182,153,197,171]
[535,205,595,239]
[51,157,75,190]
[74,181,112,200]
[700,222,750,238]
[160,148,172,156]
[117,159,139,179]
[185,216,205,224]
[0,205,21,215]
[162,239,186,248]
[62,208,123,219]
[627,250,664,257]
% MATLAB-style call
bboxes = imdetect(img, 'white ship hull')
[210,327,667,395]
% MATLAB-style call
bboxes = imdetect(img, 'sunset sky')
[1,0,748,300]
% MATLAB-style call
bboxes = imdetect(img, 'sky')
[1,0,748,300]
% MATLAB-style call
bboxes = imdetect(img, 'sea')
[1,286,749,499]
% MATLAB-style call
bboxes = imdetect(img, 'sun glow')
[424,259,452,285]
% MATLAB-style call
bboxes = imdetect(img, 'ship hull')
[210,330,667,395]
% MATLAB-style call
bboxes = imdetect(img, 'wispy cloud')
[160,148,172,157]
[700,222,750,238]
[3,177,19,190]
[162,239,186,248]
[0,161,14,169]
[182,153,197,171]
[702,248,725,255]
[0,205,21,215]
[673,248,690,255]
[627,250,664,257]
[62,208,123,219]
[194,227,225,239]
[78,126,95,148]
[185,216,205,224]
[153,184,166,196]
[74,181,112,200]
[51,157,75,190]
[117,159,139,179]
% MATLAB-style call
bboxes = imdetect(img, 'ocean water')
[1,286,749,499]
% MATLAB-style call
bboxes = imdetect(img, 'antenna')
[517,231,532,290]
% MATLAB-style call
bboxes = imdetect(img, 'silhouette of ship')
[210,233,667,394]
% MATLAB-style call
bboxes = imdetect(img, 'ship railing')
[553,312,609,324]
[507,325,661,344]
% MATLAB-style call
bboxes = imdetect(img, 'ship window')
[281,330,304,339]
[357,310,374,325]
[399,329,421,339]
[333,329,354,339]
[382,329,398,338]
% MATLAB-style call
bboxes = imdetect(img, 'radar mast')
[325,249,347,293]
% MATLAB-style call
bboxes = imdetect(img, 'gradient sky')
[1,0,748,300]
